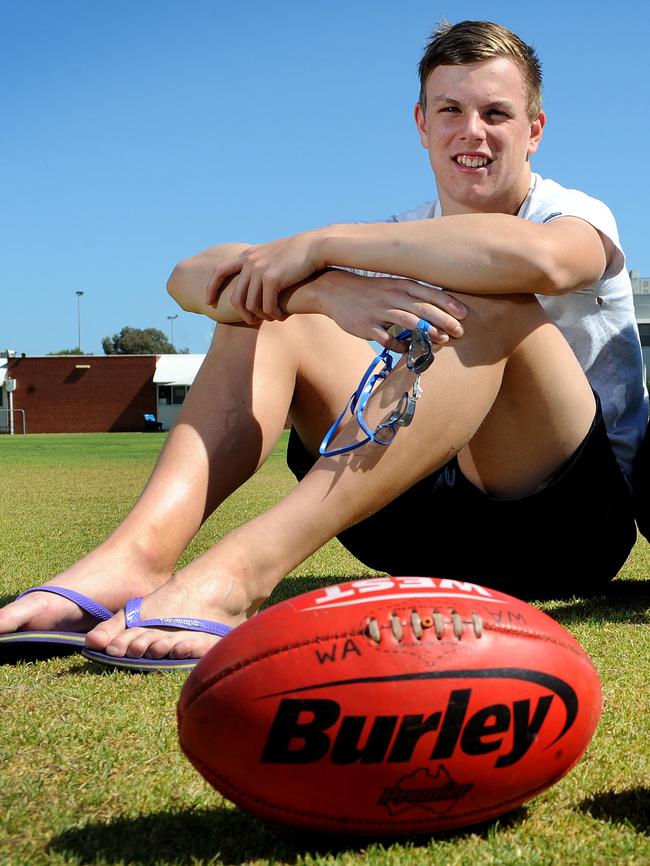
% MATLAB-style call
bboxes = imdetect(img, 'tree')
[102,326,187,355]
[47,347,87,355]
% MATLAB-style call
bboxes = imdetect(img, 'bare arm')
[314,213,610,297]
[167,243,468,350]
[167,242,339,324]
[206,211,613,323]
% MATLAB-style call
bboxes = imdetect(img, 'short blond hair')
[418,20,543,119]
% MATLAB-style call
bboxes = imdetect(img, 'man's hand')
[305,269,468,352]
[205,231,325,324]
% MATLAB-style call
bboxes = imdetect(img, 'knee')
[456,291,546,336]
[446,292,550,363]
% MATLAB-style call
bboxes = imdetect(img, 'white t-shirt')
[359,173,648,482]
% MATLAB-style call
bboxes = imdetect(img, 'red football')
[177,576,601,835]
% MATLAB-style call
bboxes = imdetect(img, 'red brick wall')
[7,356,158,433]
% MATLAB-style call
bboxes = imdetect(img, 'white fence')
[0,408,27,434]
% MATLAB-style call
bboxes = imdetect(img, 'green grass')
[0,433,649,866]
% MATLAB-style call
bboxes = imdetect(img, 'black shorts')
[286,395,637,600]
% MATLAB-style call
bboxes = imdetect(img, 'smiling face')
[415,57,545,216]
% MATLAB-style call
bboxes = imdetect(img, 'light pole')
[75,291,84,352]
[167,314,178,347]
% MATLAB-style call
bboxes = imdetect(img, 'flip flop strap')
[124,597,233,638]
[16,586,113,622]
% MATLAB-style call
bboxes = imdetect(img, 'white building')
[631,270,650,377]
[153,354,206,429]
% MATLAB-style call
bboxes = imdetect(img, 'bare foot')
[0,538,171,636]
[85,552,275,661]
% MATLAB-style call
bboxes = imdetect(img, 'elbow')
[533,267,571,296]
[534,266,592,297]
[527,231,601,296]
[166,262,182,303]
[167,242,248,313]
[528,249,578,297]
[167,260,195,312]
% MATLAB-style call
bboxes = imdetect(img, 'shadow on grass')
[545,579,650,626]
[266,575,650,626]
[579,787,650,834]
[49,804,527,865]
[265,574,367,606]
[3,575,649,628]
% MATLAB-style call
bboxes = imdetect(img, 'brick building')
[0,354,205,434]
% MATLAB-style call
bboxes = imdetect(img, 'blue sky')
[2,0,649,356]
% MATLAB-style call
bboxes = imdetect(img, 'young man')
[1,21,646,670]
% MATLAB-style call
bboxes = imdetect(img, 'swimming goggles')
[319,319,434,457]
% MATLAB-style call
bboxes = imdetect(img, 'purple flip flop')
[0,585,113,661]
[81,596,233,673]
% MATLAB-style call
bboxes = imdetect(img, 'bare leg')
[0,317,371,636]
[87,292,596,661]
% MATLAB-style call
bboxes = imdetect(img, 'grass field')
[0,432,649,866]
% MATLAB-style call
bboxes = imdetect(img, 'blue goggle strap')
[318,326,423,457]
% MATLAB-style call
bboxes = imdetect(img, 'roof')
[153,354,205,386]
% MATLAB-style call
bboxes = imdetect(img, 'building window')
[157,384,187,405]
[172,385,186,405]
[638,324,650,347]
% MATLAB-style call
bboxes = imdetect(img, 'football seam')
[182,622,593,714]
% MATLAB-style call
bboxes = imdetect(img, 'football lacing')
[367,610,483,643]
